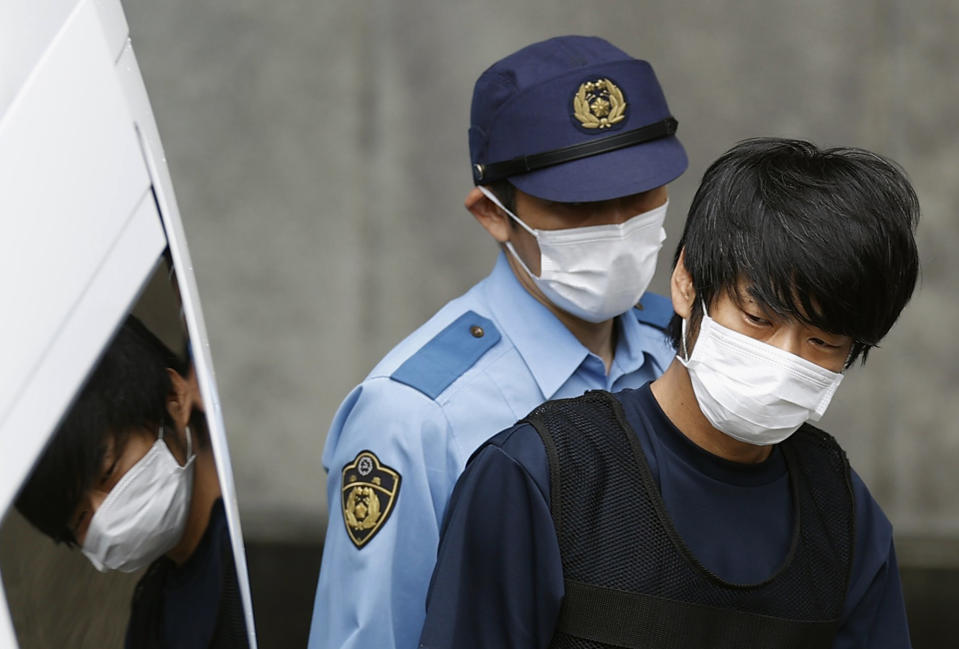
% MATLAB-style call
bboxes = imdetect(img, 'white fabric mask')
[479,186,668,323]
[679,307,845,446]
[82,425,196,572]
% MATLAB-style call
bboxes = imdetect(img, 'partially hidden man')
[420,138,919,649]
[16,317,249,649]
[308,36,688,649]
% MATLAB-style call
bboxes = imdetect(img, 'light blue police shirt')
[307,252,675,649]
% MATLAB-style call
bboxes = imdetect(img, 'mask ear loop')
[680,299,708,362]
[158,422,194,465]
[476,186,538,237]
[477,186,544,282]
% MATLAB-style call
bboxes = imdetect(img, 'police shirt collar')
[485,252,651,398]
[610,306,649,382]
[484,252,589,398]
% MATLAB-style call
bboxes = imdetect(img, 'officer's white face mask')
[678,304,845,446]
[82,424,196,572]
[479,186,668,323]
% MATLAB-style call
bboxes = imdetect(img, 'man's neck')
[505,252,617,372]
[166,443,222,565]
[650,359,773,464]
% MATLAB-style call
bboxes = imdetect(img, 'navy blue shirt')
[125,499,248,649]
[420,385,912,649]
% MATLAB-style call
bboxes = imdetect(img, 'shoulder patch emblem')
[341,451,401,549]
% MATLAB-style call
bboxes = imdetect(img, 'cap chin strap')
[472,117,677,185]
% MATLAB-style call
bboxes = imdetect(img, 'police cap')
[469,35,688,203]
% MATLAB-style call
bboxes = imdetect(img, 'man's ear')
[670,248,696,319]
[165,368,201,430]
[465,186,511,244]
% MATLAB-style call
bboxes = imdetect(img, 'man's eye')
[73,510,88,531]
[810,337,840,349]
[99,458,119,485]
[744,312,770,326]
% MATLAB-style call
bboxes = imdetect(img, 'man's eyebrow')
[94,435,122,478]
[100,438,115,461]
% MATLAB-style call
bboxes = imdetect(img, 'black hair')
[667,137,920,366]
[15,316,190,546]
[488,179,516,215]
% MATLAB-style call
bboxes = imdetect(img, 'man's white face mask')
[479,186,668,323]
[679,304,845,446]
[81,425,196,572]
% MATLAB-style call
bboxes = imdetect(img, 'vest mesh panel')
[524,391,854,649]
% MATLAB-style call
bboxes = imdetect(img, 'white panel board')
[0,0,161,512]
[92,0,129,60]
[0,0,77,120]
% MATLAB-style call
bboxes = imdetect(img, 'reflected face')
[70,426,187,546]
[705,285,853,373]
[509,185,668,276]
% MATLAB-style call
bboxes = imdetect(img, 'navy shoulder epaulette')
[390,311,501,399]
[633,292,674,333]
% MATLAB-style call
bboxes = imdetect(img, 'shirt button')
[470,325,485,338]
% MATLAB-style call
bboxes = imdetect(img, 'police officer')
[419,138,919,649]
[308,36,688,649]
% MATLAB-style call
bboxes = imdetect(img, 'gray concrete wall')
[120,0,959,559]
[0,511,138,649]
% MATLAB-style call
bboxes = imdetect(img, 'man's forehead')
[731,279,845,333]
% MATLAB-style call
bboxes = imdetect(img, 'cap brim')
[507,135,688,203]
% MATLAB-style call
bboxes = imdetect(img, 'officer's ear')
[465,187,511,244]
[670,248,696,319]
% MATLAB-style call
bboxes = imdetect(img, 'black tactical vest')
[523,390,855,649]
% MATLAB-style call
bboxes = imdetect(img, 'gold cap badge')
[573,78,627,129]
[341,450,401,549]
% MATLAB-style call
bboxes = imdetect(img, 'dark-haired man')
[420,138,919,649]
[16,318,248,649]
[309,35,688,649]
